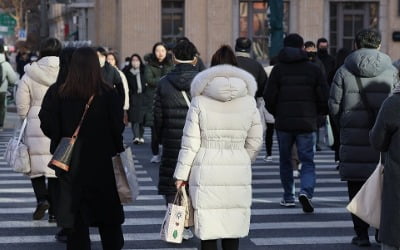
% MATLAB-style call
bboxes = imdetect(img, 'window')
[329,2,379,55]
[239,0,290,62]
[162,0,184,45]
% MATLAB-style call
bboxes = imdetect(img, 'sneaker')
[139,138,145,144]
[33,200,50,220]
[133,138,140,144]
[263,156,273,162]
[280,199,295,207]
[150,155,161,163]
[55,228,68,243]
[182,228,194,240]
[293,170,300,178]
[299,194,314,213]
[351,236,371,247]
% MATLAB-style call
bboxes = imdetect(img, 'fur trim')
[190,64,257,97]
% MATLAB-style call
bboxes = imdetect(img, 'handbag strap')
[355,77,376,127]
[72,95,95,139]
[16,118,27,145]
[181,91,191,107]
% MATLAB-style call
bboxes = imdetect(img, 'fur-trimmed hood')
[190,64,257,102]
[24,56,59,87]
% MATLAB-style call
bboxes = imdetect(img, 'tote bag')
[347,160,383,229]
[5,118,30,173]
[160,190,186,244]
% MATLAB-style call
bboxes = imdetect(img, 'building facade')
[50,0,400,65]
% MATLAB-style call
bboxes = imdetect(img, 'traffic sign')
[0,13,16,36]
[18,29,27,41]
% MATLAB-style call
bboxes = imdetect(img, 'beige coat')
[16,56,59,178]
[174,65,263,240]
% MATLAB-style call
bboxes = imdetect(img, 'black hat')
[235,37,252,52]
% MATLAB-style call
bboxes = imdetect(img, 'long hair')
[124,53,144,72]
[55,47,77,85]
[210,45,238,67]
[59,47,107,99]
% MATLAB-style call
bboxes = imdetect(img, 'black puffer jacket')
[329,48,398,181]
[154,63,199,195]
[263,47,329,132]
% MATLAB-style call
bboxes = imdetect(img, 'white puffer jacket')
[16,56,59,178]
[174,65,263,240]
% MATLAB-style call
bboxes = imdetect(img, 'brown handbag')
[48,95,95,172]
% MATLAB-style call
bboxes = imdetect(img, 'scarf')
[130,68,142,94]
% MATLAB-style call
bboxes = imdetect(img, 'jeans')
[276,130,316,202]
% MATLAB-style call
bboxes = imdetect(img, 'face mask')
[318,48,328,55]
[99,57,106,67]
[307,51,317,59]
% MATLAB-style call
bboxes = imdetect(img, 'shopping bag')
[347,161,383,229]
[112,147,140,204]
[4,118,30,174]
[160,191,186,243]
[181,185,194,227]
[325,116,334,147]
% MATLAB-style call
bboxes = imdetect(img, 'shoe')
[293,170,300,178]
[351,236,371,247]
[375,229,381,243]
[150,155,161,163]
[336,165,340,170]
[139,138,144,144]
[280,199,295,207]
[263,156,273,162]
[133,138,140,144]
[33,201,50,220]
[48,214,56,223]
[299,194,314,213]
[316,145,322,151]
[55,228,68,243]
[182,228,194,240]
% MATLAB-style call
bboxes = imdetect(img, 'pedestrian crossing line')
[250,236,374,246]
[252,187,347,193]
[252,196,348,203]
[0,164,145,171]
[0,186,157,194]
[251,207,347,215]
[0,177,153,185]
[252,165,339,169]
[250,220,352,230]
[252,171,339,176]
[252,178,341,184]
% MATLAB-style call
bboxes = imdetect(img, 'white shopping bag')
[4,118,30,174]
[160,192,186,243]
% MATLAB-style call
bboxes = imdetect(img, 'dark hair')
[211,45,238,67]
[269,56,279,66]
[60,47,107,99]
[107,52,119,67]
[0,45,4,54]
[39,38,62,58]
[152,42,168,57]
[317,38,329,48]
[173,40,197,61]
[235,37,252,52]
[55,47,77,85]
[283,33,304,49]
[177,37,200,55]
[304,41,316,48]
[334,48,351,69]
[96,47,107,57]
[355,29,381,49]
[126,53,144,72]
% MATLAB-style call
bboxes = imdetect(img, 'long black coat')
[236,54,268,98]
[370,93,400,247]
[329,49,398,181]
[154,63,199,195]
[39,84,125,228]
[264,47,329,133]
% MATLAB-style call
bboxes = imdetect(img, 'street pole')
[40,0,49,40]
[268,0,284,57]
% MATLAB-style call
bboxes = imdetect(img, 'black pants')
[0,92,6,127]
[151,126,159,155]
[132,123,144,139]
[347,181,369,238]
[201,238,239,250]
[265,123,274,156]
[67,213,124,250]
[31,176,58,215]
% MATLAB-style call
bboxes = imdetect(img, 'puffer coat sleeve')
[174,97,202,181]
[328,68,344,123]
[245,106,263,162]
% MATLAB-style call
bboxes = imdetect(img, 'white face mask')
[99,57,106,67]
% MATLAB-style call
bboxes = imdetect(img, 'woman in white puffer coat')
[174,45,263,250]
[16,38,61,222]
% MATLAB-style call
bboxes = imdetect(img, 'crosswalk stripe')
[252,196,348,203]
[0,177,153,184]
[250,220,352,230]
[252,178,341,184]
[251,236,374,246]
[252,187,347,193]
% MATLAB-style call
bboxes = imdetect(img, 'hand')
[175,180,185,189]
[123,111,129,126]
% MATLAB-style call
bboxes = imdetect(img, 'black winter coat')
[154,63,199,195]
[39,84,125,228]
[370,93,400,247]
[236,53,268,98]
[264,47,329,132]
[329,49,398,181]
[101,62,125,105]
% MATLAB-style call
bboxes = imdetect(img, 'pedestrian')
[329,29,399,247]
[263,33,329,213]
[123,54,147,144]
[174,45,263,250]
[176,37,206,71]
[39,46,76,243]
[15,38,61,222]
[39,47,125,250]
[154,40,200,240]
[370,75,400,250]
[0,44,18,130]
[317,37,335,79]
[16,46,33,78]
[107,52,130,124]
[144,42,173,163]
